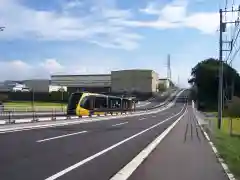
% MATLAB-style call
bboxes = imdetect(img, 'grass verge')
[4,101,66,107]
[209,118,240,179]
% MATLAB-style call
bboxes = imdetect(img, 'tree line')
[189,58,240,112]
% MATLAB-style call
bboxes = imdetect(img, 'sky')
[0,0,237,87]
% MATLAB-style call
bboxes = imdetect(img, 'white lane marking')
[152,115,156,118]
[192,101,236,180]
[139,118,146,121]
[37,131,88,143]
[136,102,151,107]
[44,104,186,180]
[1,90,185,134]
[110,107,187,180]
[112,122,129,127]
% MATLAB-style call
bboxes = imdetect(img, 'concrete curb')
[192,101,236,180]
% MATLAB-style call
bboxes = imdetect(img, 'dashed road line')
[112,122,129,127]
[36,131,88,143]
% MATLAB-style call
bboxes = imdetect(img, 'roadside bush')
[0,94,8,102]
[225,96,240,118]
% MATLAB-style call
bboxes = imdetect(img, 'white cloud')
[0,0,142,50]
[184,13,219,34]
[136,0,219,34]
[160,1,187,22]
[0,58,124,81]
[40,59,64,73]
[0,0,222,52]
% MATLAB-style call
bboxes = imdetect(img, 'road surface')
[0,90,228,180]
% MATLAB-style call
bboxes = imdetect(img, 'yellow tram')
[67,92,135,116]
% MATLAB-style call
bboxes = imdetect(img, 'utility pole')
[178,75,180,87]
[218,6,240,129]
[167,54,171,81]
[218,9,223,130]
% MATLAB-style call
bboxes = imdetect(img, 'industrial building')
[51,74,111,93]
[0,69,164,94]
[23,79,50,92]
[51,69,159,94]
[0,79,50,92]
[111,69,159,93]
[158,78,175,89]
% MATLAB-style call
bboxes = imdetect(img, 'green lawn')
[3,101,67,111]
[213,129,240,179]
[209,118,240,179]
[4,101,66,107]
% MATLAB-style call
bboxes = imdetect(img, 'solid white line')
[112,122,129,127]
[110,107,187,180]
[37,131,88,143]
[139,118,146,121]
[192,102,236,180]
[44,104,186,180]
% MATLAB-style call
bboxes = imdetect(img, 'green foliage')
[0,94,8,102]
[189,58,240,110]
[225,96,240,118]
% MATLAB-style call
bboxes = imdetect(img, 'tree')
[189,58,240,110]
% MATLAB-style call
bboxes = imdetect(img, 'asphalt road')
[0,91,187,180]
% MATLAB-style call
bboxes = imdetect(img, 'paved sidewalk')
[129,107,229,180]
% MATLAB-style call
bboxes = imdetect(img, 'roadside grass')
[4,101,66,107]
[3,101,67,111]
[209,118,240,179]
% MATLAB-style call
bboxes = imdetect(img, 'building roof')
[51,74,110,77]
[112,69,154,72]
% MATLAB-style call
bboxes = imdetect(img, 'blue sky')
[0,0,234,87]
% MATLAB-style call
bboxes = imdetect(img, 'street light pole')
[31,88,35,120]
[61,86,64,112]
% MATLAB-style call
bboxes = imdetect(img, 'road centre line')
[36,131,88,143]
[139,117,146,121]
[44,104,186,180]
[112,122,129,127]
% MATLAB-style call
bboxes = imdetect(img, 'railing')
[0,89,180,125]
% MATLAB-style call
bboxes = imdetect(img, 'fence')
[0,89,181,125]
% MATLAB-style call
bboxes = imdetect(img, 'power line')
[225,27,240,62]
[229,42,240,64]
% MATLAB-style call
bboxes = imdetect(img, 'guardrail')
[0,89,181,125]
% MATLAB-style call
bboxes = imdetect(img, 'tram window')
[80,97,91,109]
[95,97,107,109]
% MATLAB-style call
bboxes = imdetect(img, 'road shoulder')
[129,108,229,180]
